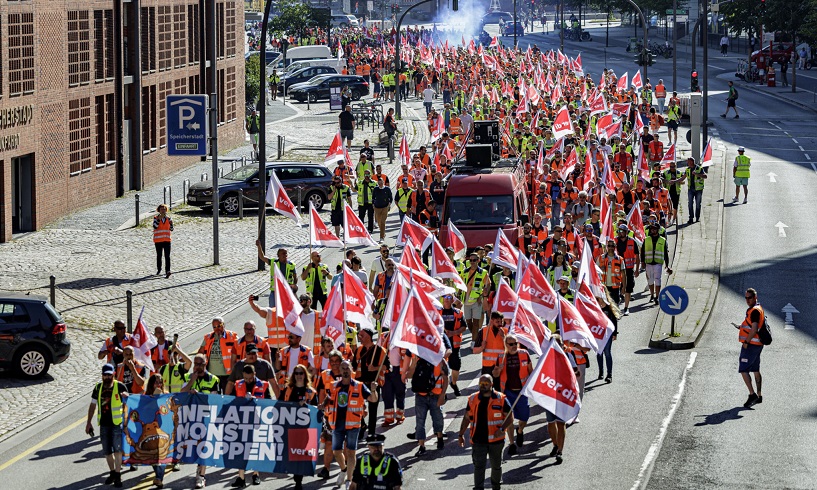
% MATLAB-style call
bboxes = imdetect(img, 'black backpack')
[411,359,438,394]
[758,316,773,345]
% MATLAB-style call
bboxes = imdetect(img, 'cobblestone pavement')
[0,95,428,442]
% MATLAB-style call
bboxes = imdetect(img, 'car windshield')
[222,165,258,181]
[306,74,333,85]
[445,195,515,225]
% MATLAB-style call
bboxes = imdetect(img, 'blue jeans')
[688,189,703,221]
[550,201,562,228]
[382,367,406,412]
[153,465,166,481]
[597,337,613,376]
[414,394,444,442]
[424,101,433,115]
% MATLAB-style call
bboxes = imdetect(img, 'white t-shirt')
[286,347,314,375]
[300,311,318,350]
[423,88,435,103]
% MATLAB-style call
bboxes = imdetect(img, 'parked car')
[331,14,359,28]
[503,22,525,37]
[482,11,513,24]
[288,74,370,103]
[187,162,334,213]
[0,294,71,378]
[751,42,794,65]
[280,66,338,94]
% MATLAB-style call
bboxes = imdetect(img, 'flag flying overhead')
[309,202,343,248]
[266,172,302,225]
[132,307,158,373]
[274,264,304,336]
[391,288,447,366]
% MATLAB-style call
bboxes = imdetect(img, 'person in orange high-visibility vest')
[738,288,765,408]
[598,240,624,304]
[197,317,238,392]
[473,312,508,391]
[152,204,173,278]
[492,333,532,456]
[116,346,147,394]
[232,364,272,487]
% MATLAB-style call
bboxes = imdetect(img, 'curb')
[733,77,817,114]
[649,146,727,349]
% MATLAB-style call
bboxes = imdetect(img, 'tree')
[245,52,261,105]
[719,0,762,37]
[268,0,314,38]
[764,0,811,91]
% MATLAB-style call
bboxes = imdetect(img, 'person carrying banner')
[315,350,345,480]
[492,333,531,456]
[458,374,513,490]
[232,364,272,487]
[181,354,221,489]
[282,365,318,490]
[158,343,193,393]
[143,374,169,487]
[197,317,238,392]
[320,360,379,488]
[350,435,403,490]
[226,343,275,396]
[86,363,129,488]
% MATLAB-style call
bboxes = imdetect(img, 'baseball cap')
[618,224,629,231]
[102,363,115,375]
[558,275,571,283]
[738,146,745,152]
[366,434,386,446]
[245,344,259,354]
[584,224,593,231]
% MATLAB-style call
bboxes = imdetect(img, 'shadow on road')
[694,405,752,426]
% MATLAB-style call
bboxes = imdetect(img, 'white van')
[285,58,347,74]
[331,14,359,28]
[284,45,333,66]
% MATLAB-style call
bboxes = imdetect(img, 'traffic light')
[646,50,655,66]
[453,0,458,10]
[691,70,700,92]
[760,0,766,14]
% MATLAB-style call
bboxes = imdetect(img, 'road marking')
[806,154,812,161]
[782,303,799,330]
[798,145,805,152]
[811,162,817,174]
[791,138,799,144]
[775,221,788,237]
[769,122,783,130]
[767,172,777,182]
[631,352,697,490]
[747,110,757,116]
[707,64,726,71]
[0,417,86,473]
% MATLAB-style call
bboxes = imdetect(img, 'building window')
[187,4,200,65]
[94,9,114,81]
[95,94,116,167]
[217,69,226,125]
[174,77,187,94]
[142,85,157,152]
[141,7,156,73]
[69,98,92,175]
[158,81,171,148]
[216,2,225,59]
[68,11,91,86]
[8,13,35,96]
[157,6,172,71]
[173,5,186,68]
[188,74,199,95]
[226,66,236,122]
[225,1,236,57]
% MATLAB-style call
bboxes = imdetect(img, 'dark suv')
[0,294,71,378]
[288,74,370,103]
[187,162,333,213]
[280,66,338,94]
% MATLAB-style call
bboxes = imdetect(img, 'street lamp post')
[560,0,564,53]
[257,0,275,271]
[513,0,518,48]
[691,10,709,145]
[672,0,677,92]
[394,0,436,120]
[622,0,648,85]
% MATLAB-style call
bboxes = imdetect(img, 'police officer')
[350,435,403,490]
[732,146,750,204]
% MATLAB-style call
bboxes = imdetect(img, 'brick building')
[0,0,245,242]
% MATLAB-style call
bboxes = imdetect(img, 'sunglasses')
[506,342,518,346]
[294,371,306,376]
[745,295,754,300]
[194,362,205,366]
[114,327,126,330]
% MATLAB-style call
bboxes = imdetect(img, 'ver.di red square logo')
[288,428,318,462]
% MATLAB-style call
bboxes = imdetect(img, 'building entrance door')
[11,154,34,233]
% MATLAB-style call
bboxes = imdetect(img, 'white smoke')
[432,0,492,46]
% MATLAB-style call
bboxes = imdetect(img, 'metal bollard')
[219,167,224,178]
[126,290,133,334]
[49,275,56,308]
[134,194,140,228]
[277,135,284,159]
[201,173,207,182]
[387,138,395,164]
[183,179,190,205]
[163,186,172,210]
[238,188,244,220]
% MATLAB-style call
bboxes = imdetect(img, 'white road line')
[791,138,799,144]
[631,352,697,490]
[798,145,805,152]
[806,154,811,161]
[811,162,817,174]
[747,110,757,116]
[769,122,783,130]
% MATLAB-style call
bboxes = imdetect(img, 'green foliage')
[245,53,261,105]
[268,0,326,38]
[720,0,762,36]
[764,0,811,38]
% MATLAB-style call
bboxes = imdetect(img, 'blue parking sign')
[167,95,208,156]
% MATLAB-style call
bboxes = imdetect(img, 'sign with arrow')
[167,95,208,156]
[659,285,689,316]
[781,303,799,330]
[775,221,788,237]
[767,172,777,182]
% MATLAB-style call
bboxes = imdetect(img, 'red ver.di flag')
[524,338,582,422]
[274,264,304,336]
[516,264,559,322]
[343,264,376,329]
[558,296,599,352]
[132,307,158,372]
[574,290,615,353]
[391,288,446,366]
[320,283,346,348]
[266,172,302,225]
[343,203,378,247]
[309,202,343,248]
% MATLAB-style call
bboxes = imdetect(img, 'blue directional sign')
[167,95,208,156]
[659,285,689,316]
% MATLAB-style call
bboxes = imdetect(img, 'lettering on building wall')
[0,134,20,152]
[0,105,35,129]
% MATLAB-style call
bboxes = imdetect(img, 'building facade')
[0,0,245,242]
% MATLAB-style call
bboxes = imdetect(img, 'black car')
[0,294,71,378]
[280,66,338,94]
[288,74,370,103]
[187,162,334,213]
[502,22,525,37]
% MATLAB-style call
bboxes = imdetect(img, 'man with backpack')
[721,81,739,119]
[406,347,450,457]
[738,288,768,408]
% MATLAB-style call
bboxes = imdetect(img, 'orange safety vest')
[531,224,548,242]
[655,84,667,99]
[614,152,633,172]
[517,234,539,254]
[150,341,171,372]
[739,305,765,346]
[598,254,623,288]
[334,166,352,185]
[283,386,317,403]
[326,379,367,430]
[560,188,579,212]
[374,272,395,301]
[103,335,133,363]
[153,216,172,243]
[444,308,465,349]
[234,335,270,361]
[479,325,507,368]
[317,368,342,403]
[449,117,461,135]
[565,341,587,365]
[648,140,664,161]
[265,308,288,349]
[619,238,638,268]
[278,345,313,388]
[235,378,270,398]
[202,331,238,374]
[616,190,636,214]
[116,360,146,394]
[466,391,507,444]
[583,235,603,262]
[414,362,444,396]
[496,350,532,391]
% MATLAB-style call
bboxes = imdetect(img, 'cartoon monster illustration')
[124,396,180,464]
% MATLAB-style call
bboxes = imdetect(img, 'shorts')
[545,409,564,423]
[463,302,483,321]
[250,133,259,145]
[448,347,461,371]
[738,343,763,373]
[645,263,663,287]
[669,189,680,208]
[734,177,749,186]
[340,129,354,142]
[667,120,679,130]
[331,428,360,451]
[624,268,635,293]
[504,389,530,422]
[331,209,343,227]
[100,425,123,455]
[727,99,736,108]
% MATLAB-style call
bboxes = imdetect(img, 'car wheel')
[221,193,240,214]
[351,89,361,100]
[306,191,325,210]
[806,61,813,70]
[308,92,318,103]
[14,346,51,379]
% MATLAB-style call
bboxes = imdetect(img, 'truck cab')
[439,161,529,251]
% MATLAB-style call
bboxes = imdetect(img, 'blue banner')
[123,393,320,475]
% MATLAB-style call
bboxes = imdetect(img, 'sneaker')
[436,437,444,450]
[452,384,461,397]
[113,472,123,488]
[555,451,563,464]
[732,197,739,203]
[415,446,427,457]
[734,115,740,119]
[407,432,416,440]
[317,467,330,479]
[744,393,759,408]
[252,474,261,486]
[654,297,659,305]
[231,477,246,488]
[195,476,205,489]
[720,114,726,118]
[516,431,524,447]
[105,472,115,485]
[156,269,162,276]
[623,308,629,316]
[597,372,604,380]
[757,396,763,404]
[336,470,347,487]
[605,375,612,384]
[743,198,748,204]
[509,443,518,456]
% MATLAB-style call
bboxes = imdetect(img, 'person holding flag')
[598,239,625,304]
[328,175,353,237]
[684,157,708,224]
[181,354,221,489]
[615,225,640,315]
[256,243,298,307]
[491,333,532,456]
[353,327,388,441]
[474,312,509,391]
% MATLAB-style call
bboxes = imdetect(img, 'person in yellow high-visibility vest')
[86,363,128,488]
[732,146,751,204]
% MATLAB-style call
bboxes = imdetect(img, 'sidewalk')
[723,71,817,114]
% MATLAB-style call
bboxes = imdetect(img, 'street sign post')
[659,285,689,336]
[167,95,208,156]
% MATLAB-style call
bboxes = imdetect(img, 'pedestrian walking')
[357,170,376,234]
[231,364,272,487]
[282,365,318,490]
[349,435,403,490]
[299,251,333,309]
[196,317,238,392]
[158,344,192,393]
[458,374,513,490]
[780,58,789,87]
[152,204,173,278]
[233,320,272,365]
[641,224,673,303]
[181,354,221,488]
[615,225,640,315]
[353,327,387,440]
[116,346,147,394]
[372,178,393,242]
[144,374,169,488]
[721,81,739,119]
[226,342,275,395]
[328,175,353,237]
[255,243,297,307]
[732,146,751,204]
[269,69,280,102]
[654,79,667,113]
[406,354,448,457]
[598,240,624,304]
[596,288,620,383]
[473,312,508,390]
[720,35,729,56]
[738,288,765,407]
[339,105,356,150]
[246,109,260,154]
[441,294,466,397]
[685,157,707,223]
[86,363,128,488]
[545,334,573,464]
[492,333,531,456]
[98,320,132,367]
